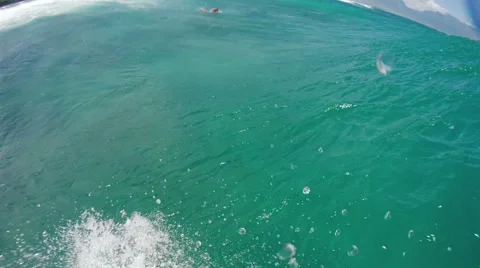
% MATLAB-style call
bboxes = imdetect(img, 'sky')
[436,0,470,24]
[362,0,472,25]
[355,0,478,39]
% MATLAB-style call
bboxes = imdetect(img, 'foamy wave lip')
[325,103,357,112]
[8,210,209,268]
[0,0,158,31]
[337,0,373,9]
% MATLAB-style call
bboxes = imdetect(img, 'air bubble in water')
[318,147,323,153]
[335,229,341,236]
[408,230,414,239]
[196,241,202,247]
[303,187,310,195]
[384,211,391,220]
[277,243,296,260]
[341,209,348,216]
[347,245,358,256]
[156,199,161,205]
[238,228,246,235]
[309,227,315,233]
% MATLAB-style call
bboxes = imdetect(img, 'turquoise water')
[1,0,480,267]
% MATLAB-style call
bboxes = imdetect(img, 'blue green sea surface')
[1,0,480,267]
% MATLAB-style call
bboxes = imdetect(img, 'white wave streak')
[338,0,373,9]
[10,211,204,268]
[324,103,357,112]
[0,0,157,31]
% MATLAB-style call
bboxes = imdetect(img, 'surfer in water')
[200,7,221,13]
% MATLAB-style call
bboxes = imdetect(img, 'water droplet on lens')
[200,253,211,261]
[347,245,358,256]
[303,187,310,195]
[408,230,414,239]
[120,210,127,218]
[277,243,296,260]
[288,258,299,268]
[239,228,246,235]
[384,211,391,220]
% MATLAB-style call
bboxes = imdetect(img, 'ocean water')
[1,0,480,267]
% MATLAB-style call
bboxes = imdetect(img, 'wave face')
[1,0,480,267]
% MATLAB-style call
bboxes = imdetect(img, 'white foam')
[0,0,157,31]
[10,210,204,268]
[338,0,373,9]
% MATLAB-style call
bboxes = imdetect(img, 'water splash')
[6,210,207,268]
[376,52,392,76]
